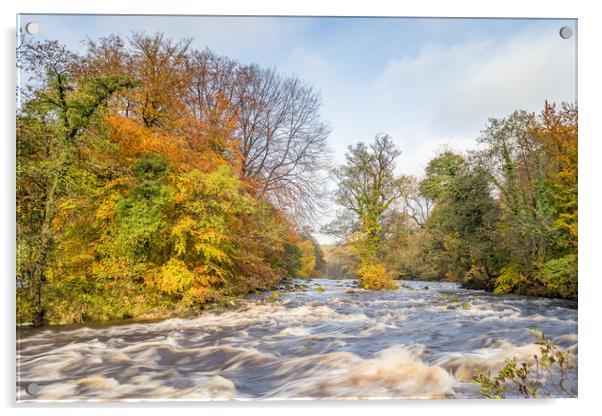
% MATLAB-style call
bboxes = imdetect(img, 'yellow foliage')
[181,286,219,306]
[297,239,316,278]
[356,261,398,290]
[95,191,122,223]
[531,102,578,249]
[494,264,528,294]
[154,258,196,295]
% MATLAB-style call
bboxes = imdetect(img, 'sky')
[17,14,577,242]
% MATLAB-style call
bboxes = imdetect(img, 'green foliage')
[472,330,574,398]
[463,265,493,291]
[16,39,311,325]
[327,103,578,301]
[417,153,503,285]
[536,330,574,378]
[281,243,303,277]
[493,264,529,295]
[473,357,537,399]
[327,135,405,290]
[16,55,137,324]
[43,275,177,325]
[114,156,174,261]
[419,151,465,200]
[538,255,577,299]
[398,104,577,300]
[313,241,326,273]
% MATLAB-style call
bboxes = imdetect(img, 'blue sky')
[17,14,577,241]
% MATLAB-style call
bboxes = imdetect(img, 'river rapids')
[17,279,578,401]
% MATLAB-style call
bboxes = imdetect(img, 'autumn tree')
[418,151,503,288]
[82,35,331,221]
[17,34,330,325]
[409,105,578,298]
[532,102,577,252]
[17,40,136,324]
[295,229,325,278]
[474,107,577,297]
[327,134,408,289]
[185,54,331,220]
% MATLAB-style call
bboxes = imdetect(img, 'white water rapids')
[16,279,578,401]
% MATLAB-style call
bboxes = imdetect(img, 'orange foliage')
[531,102,578,248]
[108,113,237,173]
[533,102,577,185]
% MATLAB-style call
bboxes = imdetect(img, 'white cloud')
[375,26,576,138]
[307,25,576,241]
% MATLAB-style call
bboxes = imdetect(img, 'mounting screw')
[559,26,573,39]
[25,382,39,395]
[25,22,39,35]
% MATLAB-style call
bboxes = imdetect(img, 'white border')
[3,1,601,415]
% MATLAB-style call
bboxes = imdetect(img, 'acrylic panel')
[16,14,578,402]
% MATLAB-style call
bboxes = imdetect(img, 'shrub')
[493,264,528,295]
[472,330,574,398]
[463,264,493,290]
[538,255,577,299]
[43,277,175,324]
[356,261,398,290]
[154,258,196,295]
[181,286,221,306]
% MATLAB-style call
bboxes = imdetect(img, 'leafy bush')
[463,264,493,290]
[153,258,196,295]
[538,255,577,299]
[356,261,398,290]
[472,330,574,398]
[181,286,221,306]
[493,264,528,295]
[43,277,177,324]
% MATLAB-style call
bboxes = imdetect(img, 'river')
[16,279,578,401]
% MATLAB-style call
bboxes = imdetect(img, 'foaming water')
[17,279,578,401]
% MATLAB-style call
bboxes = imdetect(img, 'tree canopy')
[16,34,328,325]
[326,103,577,299]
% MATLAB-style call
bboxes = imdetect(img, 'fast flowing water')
[17,279,578,402]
